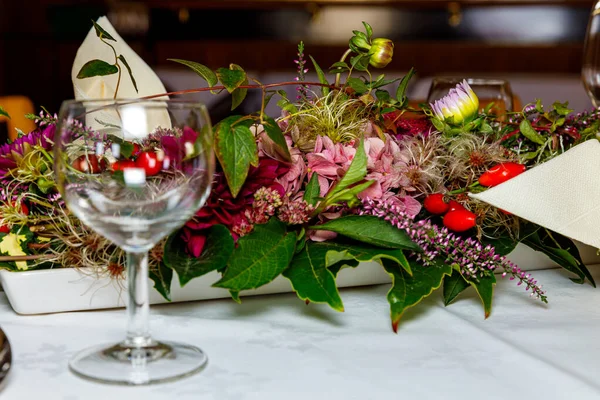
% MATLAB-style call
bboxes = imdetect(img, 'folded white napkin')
[71,16,170,137]
[471,139,600,249]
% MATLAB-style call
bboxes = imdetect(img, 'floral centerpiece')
[0,21,596,331]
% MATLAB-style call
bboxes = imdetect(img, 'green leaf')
[375,90,391,102]
[303,173,321,206]
[519,119,546,145]
[0,106,10,119]
[521,226,595,287]
[214,219,296,291]
[323,137,367,202]
[468,273,496,318]
[443,270,470,306]
[216,67,246,93]
[362,21,373,39]
[323,180,374,208]
[350,54,370,71]
[163,225,234,287]
[309,55,330,96]
[383,258,452,332]
[552,101,573,116]
[149,261,174,301]
[263,116,291,162]
[117,55,138,93]
[310,215,420,251]
[396,67,415,106]
[535,98,543,113]
[214,116,259,198]
[168,59,218,87]
[283,241,344,311]
[329,61,349,70]
[92,20,116,41]
[76,59,119,79]
[346,77,368,94]
[230,64,248,110]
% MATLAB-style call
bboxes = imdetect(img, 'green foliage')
[303,173,321,206]
[310,215,420,251]
[468,273,496,318]
[149,261,174,301]
[168,59,218,88]
[92,20,116,41]
[0,106,10,119]
[163,225,234,287]
[262,116,291,162]
[443,270,470,306]
[346,77,368,94]
[519,119,545,145]
[117,55,138,93]
[214,115,259,198]
[396,67,415,106]
[76,59,119,79]
[383,258,452,332]
[214,219,296,291]
[521,225,595,287]
[216,66,247,93]
[309,55,330,96]
[230,64,248,110]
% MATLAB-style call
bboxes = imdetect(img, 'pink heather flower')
[360,197,547,303]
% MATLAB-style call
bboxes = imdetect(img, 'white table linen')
[1,266,600,400]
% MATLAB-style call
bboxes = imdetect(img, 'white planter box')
[1,242,598,315]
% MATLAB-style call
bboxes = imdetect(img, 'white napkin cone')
[471,139,600,249]
[71,16,170,137]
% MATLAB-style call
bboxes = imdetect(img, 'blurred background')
[0,0,596,128]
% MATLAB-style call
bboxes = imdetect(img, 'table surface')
[1,266,599,400]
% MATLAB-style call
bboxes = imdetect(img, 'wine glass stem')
[126,251,152,348]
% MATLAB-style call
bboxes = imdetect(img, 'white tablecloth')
[1,266,600,400]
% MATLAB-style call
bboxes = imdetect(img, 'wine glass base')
[69,340,207,385]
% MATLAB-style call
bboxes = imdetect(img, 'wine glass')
[582,1,600,107]
[427,77,514,115]
[53,99,215,385]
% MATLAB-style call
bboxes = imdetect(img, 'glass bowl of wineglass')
[583,1,600,107]
[53,99,214,385]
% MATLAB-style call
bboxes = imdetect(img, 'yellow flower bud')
[430,80,480,124]
[368,38,394,68]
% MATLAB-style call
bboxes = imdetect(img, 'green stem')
[102,39,122,100]
[334,49,353,88]
[448,182,481,195]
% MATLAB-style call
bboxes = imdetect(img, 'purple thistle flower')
[0,124,55,177]
[359,197,547,303]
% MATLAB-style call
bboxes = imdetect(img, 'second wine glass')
[53,99,215,385]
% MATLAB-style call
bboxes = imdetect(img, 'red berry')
[73,154,104,174]
[423,194,449,215]
[443,209,477,232]
[135,151,162,176]
[0,225,9,234]
[112,159,136,172]
[131,143,141,157]
[479,162,526,187]
[20,202,29,216]
[448,200,465,212]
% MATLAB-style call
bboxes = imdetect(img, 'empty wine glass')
[53,99,214,385]
[583,1,600,107]
[427,77,514,115]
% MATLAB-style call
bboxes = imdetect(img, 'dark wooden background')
[0,0,594,112]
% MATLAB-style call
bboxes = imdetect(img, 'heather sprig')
[360,197,547,303]
[294,41,309,101]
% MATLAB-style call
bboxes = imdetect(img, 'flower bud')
[430,80,480,124]
[368,38,394,68]
[350,36,371,52]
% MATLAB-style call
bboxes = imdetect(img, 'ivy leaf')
[117,55,138,93]
[443,270,470,306]
[214,219,296,291]
[309,55,330,96]
[0,106,9,119]
[92,20,116,41]
[168,59,218,88]
[521,225,595,287]
[519,119,546,145]
[396,67,415,106]
[303,173,321,206]
[346,77,368,94]
[262,116,291,162]
[214,115,258,198]
[382,258,452,332]
[468,274,496,318]
[230,64,248,110]
[216,67,246,93]
[76,59,119,79]
[163,225,234,287]
[283,241,344,311]
[149,261,174,301]
[310,215,420,251]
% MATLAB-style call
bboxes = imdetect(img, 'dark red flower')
[182,158,289,257]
